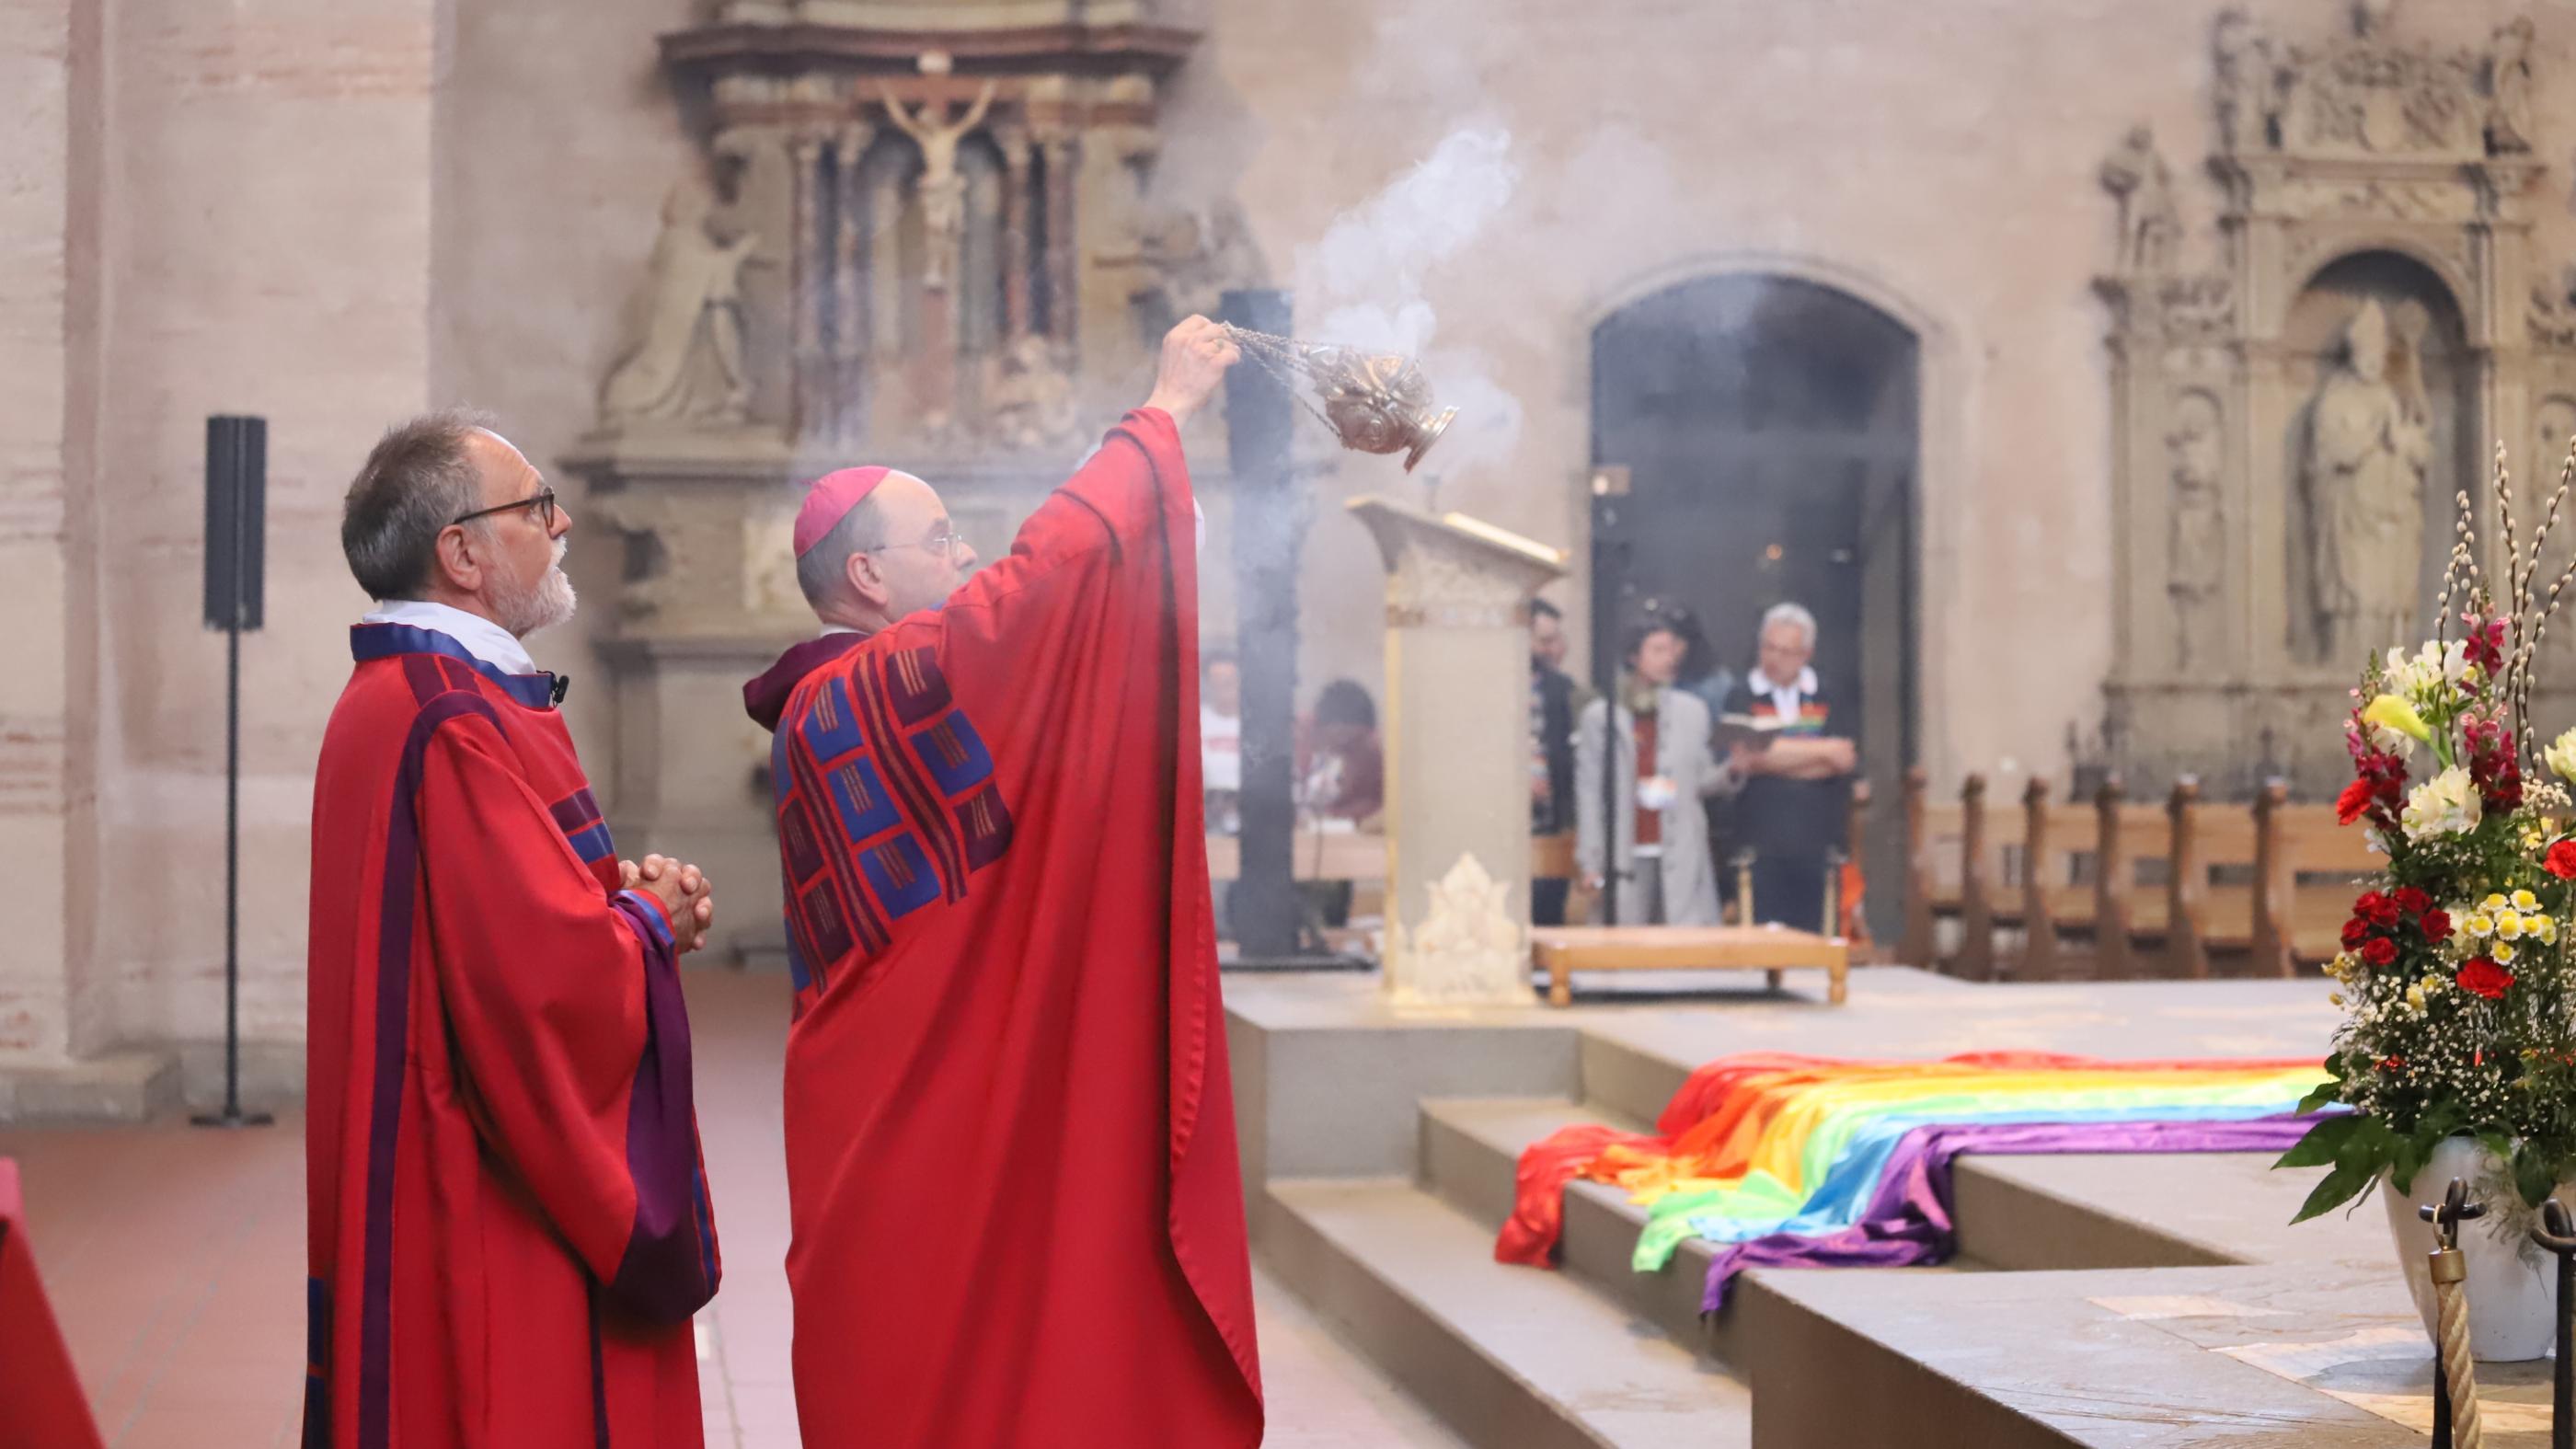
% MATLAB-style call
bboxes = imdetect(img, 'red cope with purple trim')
[305,623,719,1449]
[742,408,1264,1448]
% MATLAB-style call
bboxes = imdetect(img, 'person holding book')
[1719,602,1858,933]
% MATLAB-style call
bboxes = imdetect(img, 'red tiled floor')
[0,967,1458,1448]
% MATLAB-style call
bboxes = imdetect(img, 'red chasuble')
[744,408,1263,1447]
[305,625,719,1449]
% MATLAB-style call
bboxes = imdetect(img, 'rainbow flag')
[1494,1052,2333,1311]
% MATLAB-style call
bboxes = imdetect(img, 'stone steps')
[1265,1177,1753,1449]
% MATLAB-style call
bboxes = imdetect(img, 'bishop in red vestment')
[307,416,721,1449]
[742,317,1263,1446]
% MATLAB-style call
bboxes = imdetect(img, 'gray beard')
[492,541,577,638]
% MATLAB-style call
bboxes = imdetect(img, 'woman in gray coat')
[1574,621,1742,926]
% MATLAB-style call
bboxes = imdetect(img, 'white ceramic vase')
[2380,1134,2576,1363]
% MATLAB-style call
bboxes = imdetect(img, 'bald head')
[793,470,977,629]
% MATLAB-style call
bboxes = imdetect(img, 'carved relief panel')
[2099,0,2560,798]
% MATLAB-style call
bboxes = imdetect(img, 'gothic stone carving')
[2100,0,2556,794]
[2300,299,2435,662]
[1386,852,1533,1008]
[1384,540,1544,630]
[600,180,761,428]
[2166,391,2225,672]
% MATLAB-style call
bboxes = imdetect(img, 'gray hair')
[340,409,492,601]
[1759,602,1818,647]
[795,494,886,613]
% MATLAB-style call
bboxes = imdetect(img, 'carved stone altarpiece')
[562,2,1266,958]
[2099,0,2573,798]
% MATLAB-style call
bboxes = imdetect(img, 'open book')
[1713,712,1793,750]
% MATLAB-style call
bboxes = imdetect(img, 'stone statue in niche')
[2302,299,2433,661]
[2213,9,2282,152]
[882,81,997,282]
[1130,200,1269,339]
[2534,268,2576,351]
[2485,17,2536,156]
[600,178,761,428]
[2537,398,2576,490]
[983,335,1082,452]
[2099,128,2181,275]
[2167,392,2225,671]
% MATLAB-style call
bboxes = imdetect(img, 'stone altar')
[1347,499,1567,1006]
[565,2,1260,960]
[2096,0,2576,799]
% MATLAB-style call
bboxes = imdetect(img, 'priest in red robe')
[742,316,1263,1446]
[307,414,722,1449]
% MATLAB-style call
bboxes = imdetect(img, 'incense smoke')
[1295,123,1527,493]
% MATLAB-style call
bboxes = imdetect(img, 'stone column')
[1346,499,1568,1007]
[788,132,825,437]
[831,122,875,440]
[1039,132,1076,342]
[995,126,1034,341]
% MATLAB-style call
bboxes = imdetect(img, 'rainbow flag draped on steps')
[1494,1052,2334,1311]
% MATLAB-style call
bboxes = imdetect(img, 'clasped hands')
[619,854,717,954]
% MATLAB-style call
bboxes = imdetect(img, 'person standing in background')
[1721,602,1858,932]
[1528,601,1580,926]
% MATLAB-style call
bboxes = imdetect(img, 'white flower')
[2547,728,2576,786]
[2402,766,2482,841]
[2368,724,2419,758]
[2385,641,2472,703]
[2515,890,2542,912]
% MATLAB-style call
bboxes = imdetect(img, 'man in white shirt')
[1721,602,1859,931]
[1201,650,1244,835]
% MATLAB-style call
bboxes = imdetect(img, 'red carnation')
[2394,887,2432,916]
[2363,937,2398,967]
[2548,840,2576,880]
[2421,910,2453,943]
[2342,917,2374,949]
[2459,957,2515,1000]
[2337,777,2375,826]
[2380,1055,2406,1072]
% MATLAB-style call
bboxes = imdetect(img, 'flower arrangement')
[2283,451,2576,1222]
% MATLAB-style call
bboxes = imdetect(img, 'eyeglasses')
[865,523,962,560]
[453,488,558,531]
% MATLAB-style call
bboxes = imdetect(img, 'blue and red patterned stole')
[770,645,1016,1009]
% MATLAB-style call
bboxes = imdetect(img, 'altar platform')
[1229,965,2513,1447]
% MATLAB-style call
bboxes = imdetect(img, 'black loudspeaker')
[203,415,267,632]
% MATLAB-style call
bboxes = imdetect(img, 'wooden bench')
[1205,831,1386,882]
[2166,776,2268,979]
[2253,781,2384,973]
[2079,776,2182,980]
[1992,778,2123,982]
[1900,766,1969,970]
[1902,772,2357,982]
[1529,925,1851,1007]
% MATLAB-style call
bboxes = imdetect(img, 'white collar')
[1757,666,1818,698]
[819,625,864,637]
[362,600,538,676]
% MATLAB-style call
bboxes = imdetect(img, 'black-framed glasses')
[453,488,558,530]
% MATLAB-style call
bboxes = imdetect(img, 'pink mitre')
[792,466,891,558]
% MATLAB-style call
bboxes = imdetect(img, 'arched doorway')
[1590,273,1920,937]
